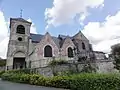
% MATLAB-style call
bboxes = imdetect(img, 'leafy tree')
[111,44,120,71]
[0,60,6,67]
[111,44,120,55]
[113,56,120,70]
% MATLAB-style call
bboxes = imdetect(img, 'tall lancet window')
[82,42,86,50]
[68,47,73,58]
[44,45,52,57]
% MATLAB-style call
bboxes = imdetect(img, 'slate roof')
[30,33,61,48]
[10,18,32,24]
[58,35,72,48]
[52,36,60,48]
[30,31,88,48]
[30,33,44,43]
[58,35,68,39]
[10,18,32,28]
[30,32,90,48]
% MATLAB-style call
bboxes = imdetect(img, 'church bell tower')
[6,18,32,70]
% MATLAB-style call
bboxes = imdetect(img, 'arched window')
[16,25,25,34]
[82,42,86,50]
[44,45,52,57]
[68,47,73,58]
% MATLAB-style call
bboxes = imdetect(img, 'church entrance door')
[13,58,26,69]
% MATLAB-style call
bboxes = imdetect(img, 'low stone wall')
[96,60,118,73]
[32,60,117,77]
[37,67,53,77]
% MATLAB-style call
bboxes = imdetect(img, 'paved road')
[0,80,67,90]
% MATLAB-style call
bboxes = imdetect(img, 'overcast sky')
[0,0,120,58]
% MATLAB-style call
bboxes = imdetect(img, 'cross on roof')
[20,9,23,18]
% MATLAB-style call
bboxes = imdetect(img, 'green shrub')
[1,70,120,90]
[47,76,70,88]
[0,70,5,77]
[19,74,31,83]
[49,59,68,66]
[6,69,33,74]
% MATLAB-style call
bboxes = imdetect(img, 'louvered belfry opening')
[16,25,25,34]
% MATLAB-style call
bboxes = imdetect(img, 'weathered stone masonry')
[6,17,115,73]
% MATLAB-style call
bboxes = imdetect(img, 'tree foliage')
[48,59,68,66]
[111,44,120,71]
[0,60,6,67]
[111,44,120,55]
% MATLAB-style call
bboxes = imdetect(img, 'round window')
[18,37,22,41]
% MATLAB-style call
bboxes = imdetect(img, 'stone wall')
[31,60,117,77]
[96,60,118,73]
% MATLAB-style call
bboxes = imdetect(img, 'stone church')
[6,18,106,70]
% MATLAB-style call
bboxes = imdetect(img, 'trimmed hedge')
[1,70,120,90]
